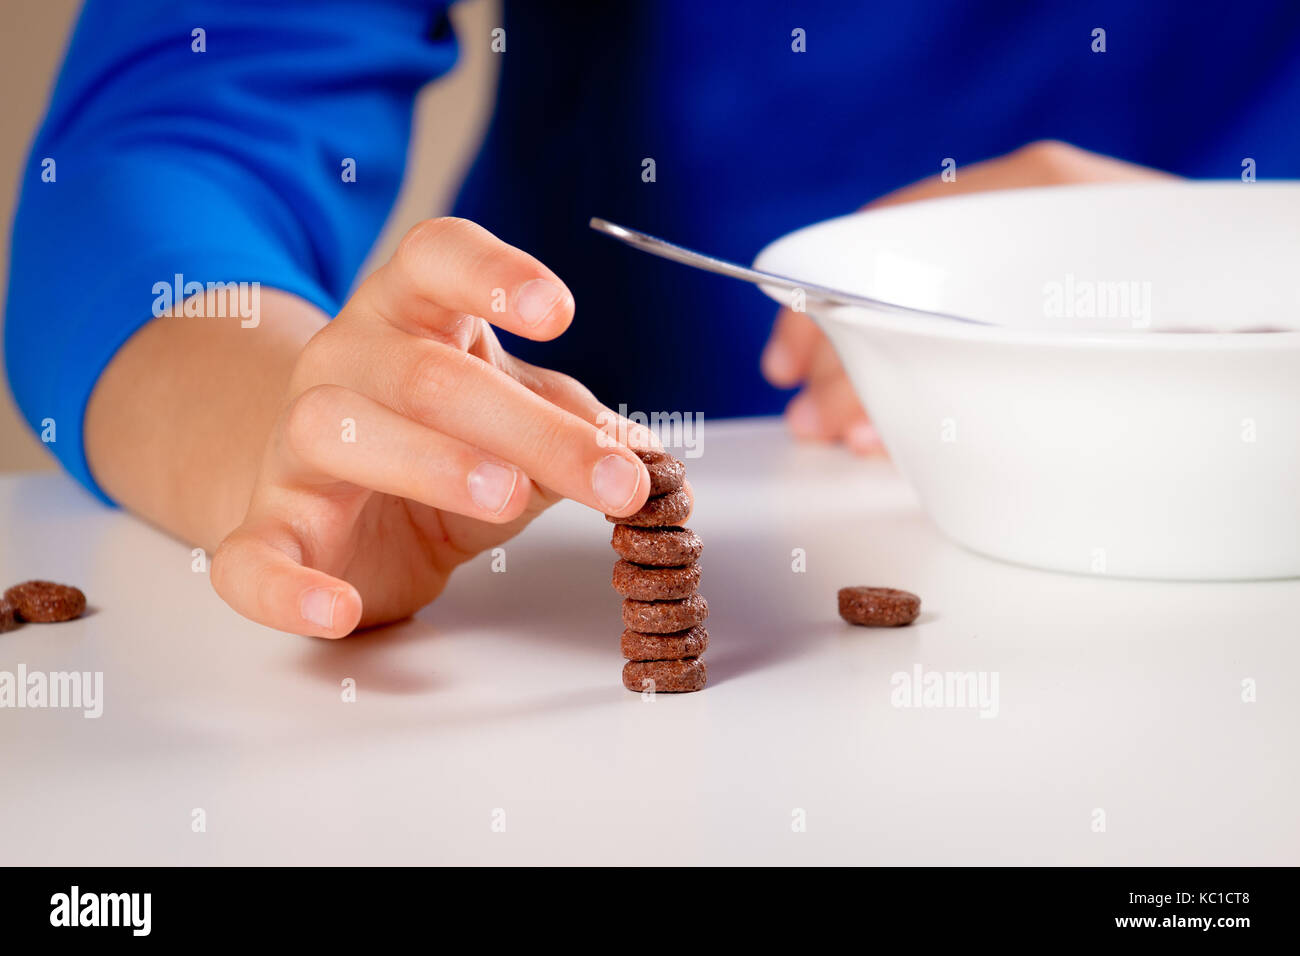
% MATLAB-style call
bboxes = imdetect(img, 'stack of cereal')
[607,449,708,693]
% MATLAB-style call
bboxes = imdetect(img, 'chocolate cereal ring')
[0,597,18,633]
[837,586,920,627]
[635,448,686,497]
[611,559,701,601]
[622,657,707,693]
[621,624,708,662]
[606,487,691,527]
[610,525,702,567]
[4,580,86,623]
[622,593,709,633]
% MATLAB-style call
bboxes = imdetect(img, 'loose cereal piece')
[837,586,920,627]
[0,597,19,632]
[4,580,86,623]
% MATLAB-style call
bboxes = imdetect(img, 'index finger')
[358,217,576,341]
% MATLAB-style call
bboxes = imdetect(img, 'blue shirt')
[7,0,1300,502]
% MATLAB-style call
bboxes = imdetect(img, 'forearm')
[8,0,456,527]
[84,288,327,552]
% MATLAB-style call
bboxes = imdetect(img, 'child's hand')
[211,218,659,637]
[760,140,1173,453]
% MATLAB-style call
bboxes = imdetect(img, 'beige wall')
[0,0,498,473]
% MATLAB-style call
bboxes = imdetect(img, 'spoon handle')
[588,216,987,325]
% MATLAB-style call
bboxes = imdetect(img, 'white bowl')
[754,182,1300,580]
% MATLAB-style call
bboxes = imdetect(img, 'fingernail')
[468,461,519,515]
[515,279,566,327]
[761,340,798,384]
[846,421,883,454]
[592,453,640,513]
[300,588,338,630]
[786,393,822,437]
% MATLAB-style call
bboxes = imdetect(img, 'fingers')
[785,374,866,437]
[869,140,1175,211]
[761,265,879,453]
[761,308,824,388]
[503,356,662,451]
[275,384,532,522]
[785,383,882,455]
[319,328,651,517]
[782,338,882,455]
[361,218,575,341]
[843,420,884,455]
[212,524,363,639]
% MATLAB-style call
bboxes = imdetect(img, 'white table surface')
[1,418,1296,866]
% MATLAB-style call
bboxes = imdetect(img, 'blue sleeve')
[4,0,456,504]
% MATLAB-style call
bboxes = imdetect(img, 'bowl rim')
[755,180,1300,351]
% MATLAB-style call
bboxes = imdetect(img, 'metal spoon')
[589,217,989,326]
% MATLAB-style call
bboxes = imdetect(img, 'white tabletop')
[1,418,1296,865]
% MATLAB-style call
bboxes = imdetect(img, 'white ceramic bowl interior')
[754,182,1300,580]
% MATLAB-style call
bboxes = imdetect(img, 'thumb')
[212,521,363,639]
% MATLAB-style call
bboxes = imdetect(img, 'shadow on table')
[696,509,944,685]
[294,617,443,696]
[289,610,622,730]
[290,508,939,699]
[445,529,835,688]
